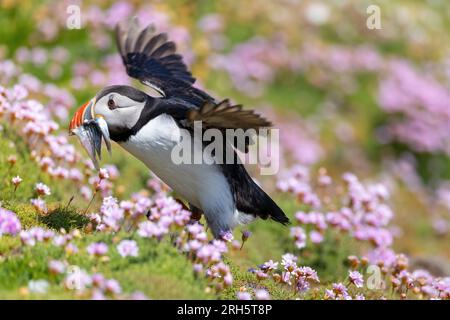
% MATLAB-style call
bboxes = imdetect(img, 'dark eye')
[107,98,116,109]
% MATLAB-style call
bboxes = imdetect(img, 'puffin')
[69,18,289,238]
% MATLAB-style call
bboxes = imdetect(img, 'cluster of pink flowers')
[180,222,233,291]
[86,242,109,257]
[116,239,139,258]
[59,265,146,300]
[20,227,55,246]
[345,254,450,299]
[237,288,271,300]
[0,207,21,236]
[137,195,191,239]
[209,37,290,96]
[251,253,320,298]
[87,191,234,291]
[277,165,397,267]
[378,60,450,156]
[0,69,106,215]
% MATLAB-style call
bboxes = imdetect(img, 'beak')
[69,98,96,135]
[69,98,112,169]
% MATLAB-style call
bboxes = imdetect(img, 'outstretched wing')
[116,18,212,104]
[186,99,271,130]
[184,99,271,153]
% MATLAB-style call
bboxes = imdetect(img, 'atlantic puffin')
[69,18,289,238]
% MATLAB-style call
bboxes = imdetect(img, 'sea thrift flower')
[237,291,252,300]
[255,289,270,300]
[332,283,349,299]
[193,264,203,274]
[91,289,107,300]
[290,227,307,249]
[0,207,21,236]
[52,235,67,247]
[20,231,36,246]
[48,260,66,275]
[223,273,233,287]
[98,168,110,180]
[131,291,149,300]
[91,273,106,288]
[348,270,364,288]
[35,183,51,196]
[138,221,165,239]
[116,240,139,257]
[309,230,324,244]
[104,279,122,295]
[7,155,17,166]
[65,243,79,255]
[30,198,48,214]
[242,230,251,241]
[87,242,108,257]
[11,176,22,190]
[220,230,234,242]
[261,260,279,272]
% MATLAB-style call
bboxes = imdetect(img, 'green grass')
[0,231,211,299]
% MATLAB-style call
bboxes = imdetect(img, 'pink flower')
[104,279,122,295]
[0,207,21,236]
[290,227,307,249]
[48,260,66,275]
[130,291,149,300]
[98,168,110,180]
[65,243,79,255]
[11,176,22,189]
[332,282,349,298]
[116,240,139,258]
[35,182,51,196]
[309,230,324,244]
[261,260,279,271]
[30,198,48,214]
[255,289,270,300]
[220,230,234,242]
[237,291,252,300]
[348,270,364,288]
[87,242,108,257]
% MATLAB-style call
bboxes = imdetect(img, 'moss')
[38,206,89,231]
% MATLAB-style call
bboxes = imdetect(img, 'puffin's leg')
[189,203,203,222]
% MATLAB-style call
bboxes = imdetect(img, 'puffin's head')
[69,85,149,140]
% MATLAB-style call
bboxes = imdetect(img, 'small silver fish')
[71,118,111,169]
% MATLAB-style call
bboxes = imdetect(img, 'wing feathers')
[187,100,272,130]
[134,25,155,53]
[115,18,196,97]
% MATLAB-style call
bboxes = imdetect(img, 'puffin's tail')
[224,163,290,225]
[248,180,290,225]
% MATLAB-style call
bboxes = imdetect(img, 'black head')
[91,85,158,141]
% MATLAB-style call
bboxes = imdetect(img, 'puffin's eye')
[107,98,116,109]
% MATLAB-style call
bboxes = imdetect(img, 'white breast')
[119,114,241,234]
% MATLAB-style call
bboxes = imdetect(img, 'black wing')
[186,99,271,130]
[168,98,271,153]
[116,18,213,105]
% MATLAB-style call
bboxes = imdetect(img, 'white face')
[94,92,146,131]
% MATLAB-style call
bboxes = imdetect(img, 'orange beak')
[69,98,95,134]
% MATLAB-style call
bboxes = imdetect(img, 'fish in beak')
[69,98,111,169]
